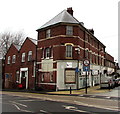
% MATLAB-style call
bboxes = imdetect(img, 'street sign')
[75,67,79,73]
[83,66,90,71]
[83,59,90,71]
[83,59,90,66]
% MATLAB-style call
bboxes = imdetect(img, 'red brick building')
[4,8,115,90]
[4,44,20,88]
[105,52,115,74]
[4,37,37,89]
[36,7,115,90]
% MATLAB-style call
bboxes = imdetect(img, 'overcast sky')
[0,0,119,62]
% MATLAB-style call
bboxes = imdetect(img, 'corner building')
[36,8,114,90]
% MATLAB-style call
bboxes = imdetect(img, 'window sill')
[66,57,73,59]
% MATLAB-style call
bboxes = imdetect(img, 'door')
[21,71,27,89]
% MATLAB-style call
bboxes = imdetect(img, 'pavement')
[2,85,113,96]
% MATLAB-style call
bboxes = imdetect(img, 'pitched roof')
[28,37,37,45]
[13,44,21,51]
[37,10,79,30]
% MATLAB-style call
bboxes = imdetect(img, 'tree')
[0,30,26,58]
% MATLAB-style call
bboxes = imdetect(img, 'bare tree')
[0,30,26,58]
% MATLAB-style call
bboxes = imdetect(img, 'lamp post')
[75,47,80,90]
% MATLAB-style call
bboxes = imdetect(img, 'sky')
[0,0,119,62]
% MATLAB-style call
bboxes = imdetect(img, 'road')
[2,90,120,113]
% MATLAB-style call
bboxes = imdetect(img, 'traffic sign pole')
[83,59,90,94]
[85,70,87,94]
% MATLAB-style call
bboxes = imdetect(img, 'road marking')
[13,104,21,110]
[63,105,90,113]
[40,110,48,113]
[105,97,111,99]
[12,103,33,112]
[18,99,35,102]
[90,96,95,98]
[10,101,27,107]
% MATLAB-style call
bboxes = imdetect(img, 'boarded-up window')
[65,69,75,83]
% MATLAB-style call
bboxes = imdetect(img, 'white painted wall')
[57,60,79,90]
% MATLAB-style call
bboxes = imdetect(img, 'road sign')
[83,59,90,66]
[83,59,90,71]
[83,66,90,71]
[75,67,79,73]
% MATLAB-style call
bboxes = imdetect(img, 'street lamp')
[75,47,80,90]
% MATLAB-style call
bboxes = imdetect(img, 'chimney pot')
[88,29,94,35]
[67,7,73,16]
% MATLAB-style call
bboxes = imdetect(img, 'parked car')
[114,78,120,86]
[100,76,115,89]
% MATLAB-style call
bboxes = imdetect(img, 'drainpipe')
[35,41,38,90]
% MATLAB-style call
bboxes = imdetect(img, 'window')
[102,58,104,66]
[22,53,25,62]
[96,56,98,64]
[41,48,44,58]
[66,26,73,35]
[16,71,19,83]
[90,53,92,63]
[65,69,75,84]
[41,74,44,82]
[50,73,53,82]
[46,29,51,38]
[12,55,16,63]
[45,48,51,58]
[85,49,89,59]
[7,56,10,64]
[66,45,72,58]
[85,34,89,42]
[28,51,32,61]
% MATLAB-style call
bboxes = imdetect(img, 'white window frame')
[7,56,11,64]
[50,73,53,82]
[45,48,50,59]
[46,29,51,38]
[28,51,32,61]
[66,45,72,58]
[22,53,25,62]
[12,55,16,63]
[41,74,44,82]
[66,26,73,36]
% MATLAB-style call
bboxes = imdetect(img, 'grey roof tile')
[37,10,79,30]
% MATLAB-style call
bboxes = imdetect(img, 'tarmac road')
[2,92,120,113]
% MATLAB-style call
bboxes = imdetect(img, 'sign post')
[83,59,90,94]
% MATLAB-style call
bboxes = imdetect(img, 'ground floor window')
[65,69,75,84]
[16,71,19,83]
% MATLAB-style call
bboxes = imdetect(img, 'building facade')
[36,8,115,90]
[4,8,115,90]
[4,37,37,89]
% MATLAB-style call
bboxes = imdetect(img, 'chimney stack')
[88,29,94,35]
[67,7,73,16]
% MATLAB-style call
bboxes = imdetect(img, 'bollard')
[70,86,72,95]
[108,83,110,91]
